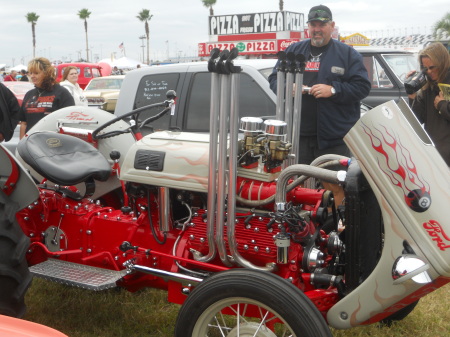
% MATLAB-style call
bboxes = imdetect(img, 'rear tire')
[0,195,32,317]
[174,269,332,337]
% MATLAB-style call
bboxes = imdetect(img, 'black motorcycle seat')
[18,131,111,186]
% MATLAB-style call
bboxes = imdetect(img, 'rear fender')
[0,143,39,210]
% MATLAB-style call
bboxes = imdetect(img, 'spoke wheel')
[175,269,332,337]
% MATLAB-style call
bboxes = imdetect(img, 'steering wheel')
[92,90,176,140]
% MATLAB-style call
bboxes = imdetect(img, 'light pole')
[139,35,146,63]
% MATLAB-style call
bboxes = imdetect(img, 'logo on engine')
[423,219,450,251]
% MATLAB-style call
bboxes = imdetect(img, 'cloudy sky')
[1,0,447,67]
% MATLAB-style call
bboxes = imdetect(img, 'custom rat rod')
[0,49,449,336]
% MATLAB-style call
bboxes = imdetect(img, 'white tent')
[10,64,27,72]
[99,57,148,70]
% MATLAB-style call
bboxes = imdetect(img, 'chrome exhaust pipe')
[199,49,221,263]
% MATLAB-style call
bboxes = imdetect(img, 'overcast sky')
[1,0,447,66]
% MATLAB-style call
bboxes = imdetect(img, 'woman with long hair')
[18,57,74,138]
[408,42,450,166]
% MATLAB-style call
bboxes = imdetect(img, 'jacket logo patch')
[331,66,345,75]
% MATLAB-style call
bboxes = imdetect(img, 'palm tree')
[433,12,450,39]
[201,0,217,16]
[78,8,92,62]
[279,0,284,11]
[25,12,39,58]
[137,9,153,65]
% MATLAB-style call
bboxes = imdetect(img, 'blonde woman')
[60,66,88,106]
[408,42,450,166]
[18,57,75,138]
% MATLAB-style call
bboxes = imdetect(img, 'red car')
[55,63,105,89]
[2,81,34,105]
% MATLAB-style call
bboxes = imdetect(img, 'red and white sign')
[198,39,302,57]
[278,39,298,51]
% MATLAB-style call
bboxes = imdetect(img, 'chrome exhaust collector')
[206,48,276,271]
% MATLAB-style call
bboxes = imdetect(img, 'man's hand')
[310,84,334,98]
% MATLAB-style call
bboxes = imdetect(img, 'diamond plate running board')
[30,259,128,291]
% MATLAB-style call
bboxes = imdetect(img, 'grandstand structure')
[369,32,450,52]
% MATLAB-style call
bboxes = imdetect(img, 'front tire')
[0,195,32,317]
[174,269,332,337]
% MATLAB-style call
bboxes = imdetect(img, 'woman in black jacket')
[408,42,450,166]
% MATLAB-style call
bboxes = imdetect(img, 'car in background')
[355,47,418,107]
[84,75,125,112]
[2,81,34,105]
[55,63,103,89]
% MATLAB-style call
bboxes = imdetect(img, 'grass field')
[23,278,450,337]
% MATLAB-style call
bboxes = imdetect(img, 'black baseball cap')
[307,5,333,23]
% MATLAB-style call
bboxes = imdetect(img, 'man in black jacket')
[0,83,20,142]
[268,5,370,164]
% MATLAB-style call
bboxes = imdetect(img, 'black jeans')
[297,135,351,165]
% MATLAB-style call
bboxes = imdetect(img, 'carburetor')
[238,117,292,173]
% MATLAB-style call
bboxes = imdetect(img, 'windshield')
[382,54,418,82]
[85,78,123,91]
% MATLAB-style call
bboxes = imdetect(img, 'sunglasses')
[308,10,332,21]
[421,65,437,72]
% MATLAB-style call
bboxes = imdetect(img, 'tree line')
[25,8,153,64]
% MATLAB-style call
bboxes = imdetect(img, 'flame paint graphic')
[361,121,431,212]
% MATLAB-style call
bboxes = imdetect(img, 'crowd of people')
[1,4,449,170]
[1,69,30,82]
